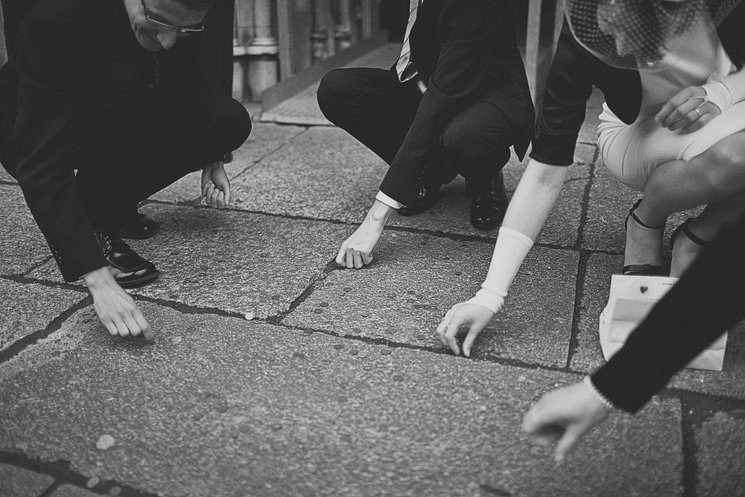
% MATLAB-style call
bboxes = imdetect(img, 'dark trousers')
[317,67,515,194]
[76,90,251,231]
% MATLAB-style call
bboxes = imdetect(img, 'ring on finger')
[694,107,703,118]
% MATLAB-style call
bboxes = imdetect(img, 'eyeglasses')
[140,0,205,34]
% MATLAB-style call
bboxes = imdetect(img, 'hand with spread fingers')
[655,85,722,134]
[435,302,495,357]
[201,161,231,208]
[522,381,609,463]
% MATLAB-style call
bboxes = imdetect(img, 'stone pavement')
[2,91,745,497]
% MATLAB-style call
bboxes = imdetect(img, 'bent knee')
[700,134,745,190]
[317,69,356,123]
[213,99,252,152]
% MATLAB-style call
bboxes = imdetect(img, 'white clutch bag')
[598,274,727,371]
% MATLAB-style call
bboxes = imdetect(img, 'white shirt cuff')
[376,191,404,210]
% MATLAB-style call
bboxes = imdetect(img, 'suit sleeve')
[11,18,106,281]
[591,215,745,413]
[378,0,502,205]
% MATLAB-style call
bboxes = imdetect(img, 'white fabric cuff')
[702,80,734,113]
[475,227,534,308]
[466,287,505,314]
[376,191,404,210]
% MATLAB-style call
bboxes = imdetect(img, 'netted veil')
[564,0,742,69]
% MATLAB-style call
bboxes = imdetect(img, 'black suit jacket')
[0,0,233,281]
[378,0,534,206]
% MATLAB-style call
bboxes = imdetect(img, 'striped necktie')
[396,0,421,82]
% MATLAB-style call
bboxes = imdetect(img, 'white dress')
[597,15,745,190]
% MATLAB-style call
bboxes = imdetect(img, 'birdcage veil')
[563,0,742,69]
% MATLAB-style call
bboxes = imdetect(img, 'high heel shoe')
[623,199,666,276]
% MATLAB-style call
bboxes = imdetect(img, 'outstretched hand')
[435,302,495,357]
[522,381,609,463]
[201,161,231,208]
[84,267,153,340]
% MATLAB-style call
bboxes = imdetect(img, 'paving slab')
[0,185,52,276]
[0,464,54,497]
[285,232,578,368]
[571,253,745,400]
[29,204,350,319]
[696,410,745,497]
[230,126,591,245]
[230,126,387,222]
[0,279,85,352]
[151,123,306,204]
[0,302,683,497]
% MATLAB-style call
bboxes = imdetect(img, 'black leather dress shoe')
[398,181,442,217]
[469,173,508,231]
[94,232,160,288]
[116,213,160,240]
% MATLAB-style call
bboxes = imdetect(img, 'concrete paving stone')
[696,410,745,497]
[0,303,683,497]
[151,123,306,204]
[229,126,590,245]
[28,204,350,319]
[51,485,100,497]
[0,464,54,497]
[230,126,387,222]
[0,279,85,352]
[285,233,578,368]
[0,185,52,276]
[571,253,745,400]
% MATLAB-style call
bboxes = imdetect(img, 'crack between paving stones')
[228,126,312,178]
[565,146,599,369]
[658,389,745,497]
[273,320,575,373]
[141,199,628,256]
[0,296,91,365]
[1,274,89,294]
[267,260,338,325]
[0,453,158,497]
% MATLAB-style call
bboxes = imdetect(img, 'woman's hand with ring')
[656,85,721,133]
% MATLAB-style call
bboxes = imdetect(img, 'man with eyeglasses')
[0,0,251,339]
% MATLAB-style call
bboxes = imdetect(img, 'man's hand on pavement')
[201,161,231,208]
[436,303,494,356]
[84,267,153,340]
[335,200,394,269]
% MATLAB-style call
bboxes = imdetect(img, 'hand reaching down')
[201,161,231,208]
[522,381,610,463]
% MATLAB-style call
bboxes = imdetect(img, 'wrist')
[83,266,116,290]
[702,81,734,113]
[367,200,394,225]
[583,376,616,411]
